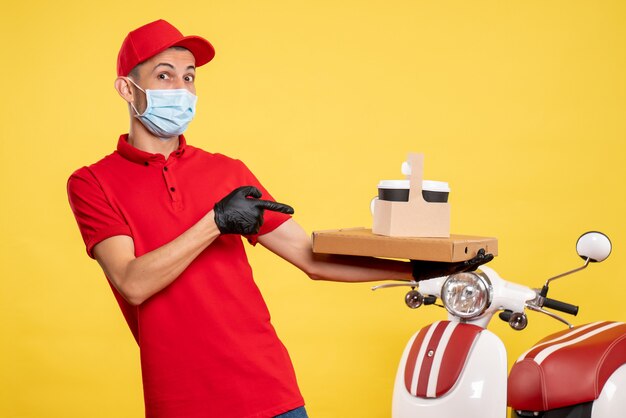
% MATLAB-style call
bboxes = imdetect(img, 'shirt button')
[170,187,176,192]
[163,167,168,172]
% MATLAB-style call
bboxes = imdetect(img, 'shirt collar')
[116,134,188,165]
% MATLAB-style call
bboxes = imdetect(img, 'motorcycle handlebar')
[542,298,579,316]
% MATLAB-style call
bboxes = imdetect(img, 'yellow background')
[1,1,625,417]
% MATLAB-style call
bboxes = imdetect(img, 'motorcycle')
[372,231,626,418]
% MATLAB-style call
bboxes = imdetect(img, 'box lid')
[312,228,498,262]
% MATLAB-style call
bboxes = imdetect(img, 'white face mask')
[127,78,198,138]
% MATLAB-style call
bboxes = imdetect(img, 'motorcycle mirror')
[576,231,611,263]
[543,231,611,292]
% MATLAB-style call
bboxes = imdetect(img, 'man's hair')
[128,65,141,81]
[127,46,191,81]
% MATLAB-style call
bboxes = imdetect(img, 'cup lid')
[377,179,410,189]
[422,180,450,193]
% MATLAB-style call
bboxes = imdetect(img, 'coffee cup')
[370,180,450,214]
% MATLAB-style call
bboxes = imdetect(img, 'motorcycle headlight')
[441,272,492,319]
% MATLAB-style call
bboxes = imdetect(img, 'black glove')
[410,248,494,281]
[214,186,294,235]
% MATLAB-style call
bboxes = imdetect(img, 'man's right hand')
[410,248,494,281]
[213,186,294,235]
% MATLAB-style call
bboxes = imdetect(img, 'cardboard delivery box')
[312,228,497,262]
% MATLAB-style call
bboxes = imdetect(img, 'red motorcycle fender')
[403,320,484,398]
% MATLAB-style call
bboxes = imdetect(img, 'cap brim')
[171,36,216,67]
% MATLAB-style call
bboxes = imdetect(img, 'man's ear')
[114,77,134,103]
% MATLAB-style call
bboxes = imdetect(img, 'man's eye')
[184,75,195,82]
[158,73,170,80]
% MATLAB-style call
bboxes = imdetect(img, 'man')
[67,20,489,418]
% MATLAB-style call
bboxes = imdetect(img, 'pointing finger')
[256,200,295,214]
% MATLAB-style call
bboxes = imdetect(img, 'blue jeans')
[275,406,308,418]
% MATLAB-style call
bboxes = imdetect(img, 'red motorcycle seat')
[508,321,626,411]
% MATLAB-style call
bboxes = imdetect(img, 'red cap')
[117,19,215,76]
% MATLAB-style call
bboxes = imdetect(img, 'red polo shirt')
[67,135,304,418]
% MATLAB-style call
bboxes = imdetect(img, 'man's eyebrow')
[151,63,196,72]
[152,63,175,72]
